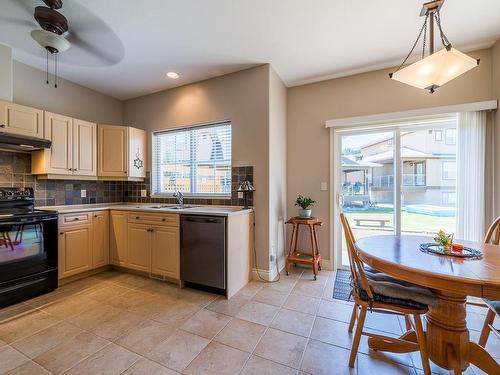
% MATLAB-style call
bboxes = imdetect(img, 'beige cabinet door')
[92,211,109,268]
[110,211,128,266]
[59,224,92,279]
[128,127,146,178]
[98,124,128,177]
[0,100,43,138]
[151,226,180,279]
[73,119,97,176]
[127,223,151,272]
[44,112,73,174]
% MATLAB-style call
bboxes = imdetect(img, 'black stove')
[0,187,58,308]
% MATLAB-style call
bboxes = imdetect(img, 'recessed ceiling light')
[166,72,180,79]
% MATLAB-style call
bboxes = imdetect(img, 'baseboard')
[251,257,333,282]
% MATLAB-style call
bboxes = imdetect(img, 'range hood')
[0,132,51,151]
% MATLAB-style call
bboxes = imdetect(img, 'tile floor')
[0,268,498,374]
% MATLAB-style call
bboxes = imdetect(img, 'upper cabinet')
[0,100,44,138]
[32,112,97,179]
[98,124,146,181]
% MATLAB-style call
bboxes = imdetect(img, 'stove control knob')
[6,191,13,196]
[23,190,30,196]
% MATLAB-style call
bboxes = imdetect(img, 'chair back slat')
[484,217,500,245]
[340,213,374,301]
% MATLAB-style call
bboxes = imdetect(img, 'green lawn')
[345,211,455,236]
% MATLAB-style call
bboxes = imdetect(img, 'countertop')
[37,202,253,217]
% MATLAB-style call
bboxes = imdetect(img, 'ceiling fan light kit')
[390,0,479,93]
[30,0,72,88]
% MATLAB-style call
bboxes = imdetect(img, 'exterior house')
[342,127,457,208]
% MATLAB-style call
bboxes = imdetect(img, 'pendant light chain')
[434,10,451,49]
[394,13,429,73]
[421,17,428,59]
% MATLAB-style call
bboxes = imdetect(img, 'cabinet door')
[98,124,128,177]
[128,127,146,178]
[73,119,97,176]
[110,211,128,266]
[127,223,151,272]
[59,225,92,279]
[92,211,109,268]
[44,112,73,174]
[0,100,43,138]
[151,226,179,279]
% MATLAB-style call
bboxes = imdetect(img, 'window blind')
[152,122,232,196]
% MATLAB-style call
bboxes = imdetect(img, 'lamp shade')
[31,29,71,53]
[390,47,479,92]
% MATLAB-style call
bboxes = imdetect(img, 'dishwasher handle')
[182,216,224,224]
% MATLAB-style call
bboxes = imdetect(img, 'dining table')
[354,235,500,374]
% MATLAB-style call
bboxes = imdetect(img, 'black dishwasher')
[180,215,226,294]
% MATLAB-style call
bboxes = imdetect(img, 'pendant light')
[389,0,479,93]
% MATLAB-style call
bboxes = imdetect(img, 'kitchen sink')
[147,205,196,210]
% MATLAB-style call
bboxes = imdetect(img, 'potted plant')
[295,195,316,218]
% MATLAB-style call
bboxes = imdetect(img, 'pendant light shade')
[391,47,479,93]
[389,0,479,93]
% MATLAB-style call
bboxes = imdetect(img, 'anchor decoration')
[133,148,144,170]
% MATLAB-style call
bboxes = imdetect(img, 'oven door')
[0,215,58,284]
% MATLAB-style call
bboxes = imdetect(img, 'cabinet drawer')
[127,212,179,227]
[59,212,92,227]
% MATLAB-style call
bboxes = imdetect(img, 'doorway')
[333,117,457,269]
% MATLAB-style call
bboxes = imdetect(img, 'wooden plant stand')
[285,217,323,280]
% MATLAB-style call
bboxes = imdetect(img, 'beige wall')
[493,39,500,219]
[124,65,272,270]
[287,48,494,265]
[13,61,123,124]
[268,67,287,271]
[0,44,12,101]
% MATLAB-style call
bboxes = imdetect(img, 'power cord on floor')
[252,221,283,283]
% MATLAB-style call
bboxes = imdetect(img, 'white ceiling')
[1,0,500,100]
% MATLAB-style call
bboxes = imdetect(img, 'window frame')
[151,121,232,198]
[444,128,456,145]
[442,160,457,180]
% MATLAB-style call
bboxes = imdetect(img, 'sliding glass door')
[335,118,457,268]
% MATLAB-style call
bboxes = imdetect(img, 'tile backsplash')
[0,151,253,207]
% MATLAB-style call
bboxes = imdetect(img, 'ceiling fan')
[1,0,125,87]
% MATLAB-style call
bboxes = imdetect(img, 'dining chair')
[340,214,435,374]
[478,217,500,347]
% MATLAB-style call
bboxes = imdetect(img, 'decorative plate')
[419,243,482,259]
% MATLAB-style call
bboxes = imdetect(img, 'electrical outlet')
[238,191,244,199]
[320,182,328,191]
[80,189,86,198]
[141,189,147,197]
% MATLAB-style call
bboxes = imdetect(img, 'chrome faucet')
[173,191,184,208]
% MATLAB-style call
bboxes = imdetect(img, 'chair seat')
[358,270,437,310]
[485,300,500,316]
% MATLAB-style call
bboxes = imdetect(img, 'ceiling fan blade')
[65,31,123,66]
[0,17,37,29]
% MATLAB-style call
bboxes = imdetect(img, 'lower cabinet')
[92,211,109,268]
[127,224,151,272]
[110,211,128,266]
[151,226,180,279]
[59,224,92,279]
[59,210,180,281]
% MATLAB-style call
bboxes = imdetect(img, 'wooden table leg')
[425,292,469,372]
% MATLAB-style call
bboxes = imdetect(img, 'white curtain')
[456,111,487,242]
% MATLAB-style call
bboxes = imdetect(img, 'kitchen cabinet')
[32,112,97,179]
[151,225,180,279]
[0,100,44,138]
[98,124,146,181]
[127,223,151,272]
[59,223,92,279]
[92,211,109,268]
[124,213,180,279]
[110,210,128,266]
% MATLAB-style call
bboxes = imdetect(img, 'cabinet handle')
[94,215,98,218]
[124,171,127,174]
[135,216,140,220]
[162,218,166,221]
[59,232,64,235]
[0,124,5,128]
[72,218,80,221]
